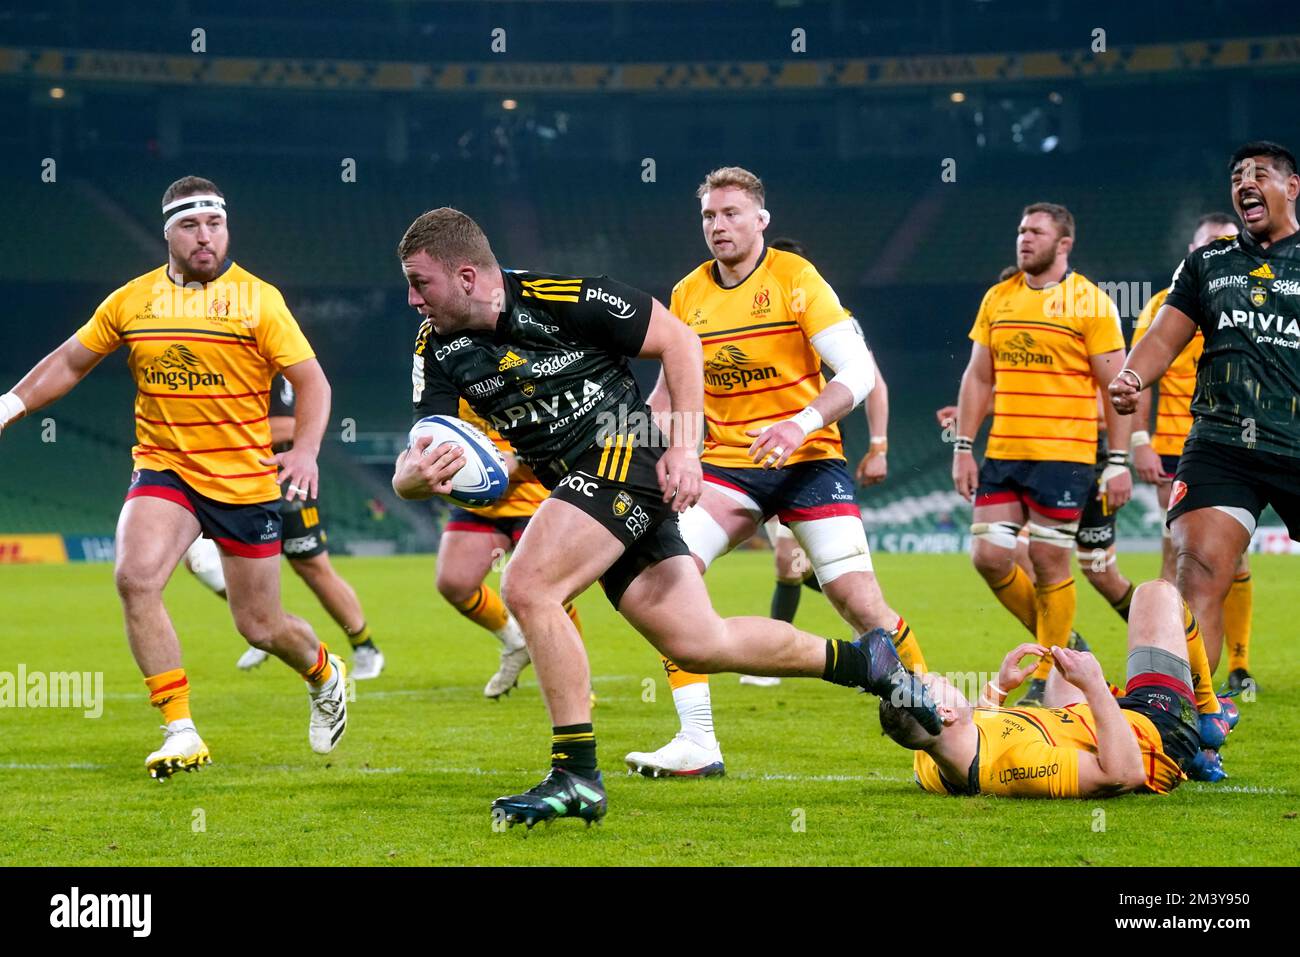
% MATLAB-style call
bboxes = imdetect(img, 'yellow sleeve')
[668,280,687,325]
[967,287,995,347]
[989,740,1081,798]
[74,289,125,355]
[1082,288,1125,355]
[254,284,315,372]
[793,262,849,338]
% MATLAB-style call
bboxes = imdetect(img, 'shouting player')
[391,207,939,826]
[0,176,348,777]
[624,169,927,777]
[880,580,1210,798]
[1131,213,1256,694]
[953,202,1132,706]
[1114,140,1300,686]
[184,372,386,679]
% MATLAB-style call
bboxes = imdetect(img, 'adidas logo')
[498,350,527,371]
[1250,263,1276,279]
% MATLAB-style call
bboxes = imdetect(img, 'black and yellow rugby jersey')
[411,270,654,482]
[1165,229,1300,457]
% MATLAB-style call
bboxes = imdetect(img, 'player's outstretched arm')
[1109,304,1196,415]
[1053,647,1147,797]
[261,358,330,502]
[1,336,105,437]
[856,353,889,485]
[638,299,703,511]
[952,342,993,499]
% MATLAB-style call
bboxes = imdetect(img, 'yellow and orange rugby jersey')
[75,262,314,504]
[914,703,1183,798]
[968,271,1125,465]
[1132,287,1202,458]
[455,399,548,519]
[671,247,851,469]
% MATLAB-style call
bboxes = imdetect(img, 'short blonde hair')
[697,166,765,207]
[398,207,497,269]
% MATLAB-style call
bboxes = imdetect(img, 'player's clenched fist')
[1108,369,1141,415]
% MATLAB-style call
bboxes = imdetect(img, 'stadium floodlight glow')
[49,86,66,100]
[1049,91,1064,104]
[1041,135,1060,152]
[502,98,518,110]
[950,91,966,103]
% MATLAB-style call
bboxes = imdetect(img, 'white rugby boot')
[624,733,726,778]
[308,655,348,754]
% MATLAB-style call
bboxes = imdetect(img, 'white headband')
[163,194,227,235]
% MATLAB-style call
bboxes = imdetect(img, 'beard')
[1018,246,1056,275]
[711,237,753,267]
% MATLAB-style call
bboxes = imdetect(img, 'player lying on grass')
[879,580,1235,797]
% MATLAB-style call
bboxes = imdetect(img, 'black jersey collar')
[1238,225,1300,257]
[710,245,768,290]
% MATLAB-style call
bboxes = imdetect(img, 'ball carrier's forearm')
[645,316,705,451]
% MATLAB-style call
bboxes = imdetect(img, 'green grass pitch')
[1,551,1297,866]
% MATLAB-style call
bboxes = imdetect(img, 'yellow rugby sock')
[1182,601,1220,714]
[302,643,334,688]
[990,565,1037,636]
[453,584,509,633]
[892,616,928,674]
[145,668,192,724]
[565,601,583,636]
[345,622,371,648]
[1032,578,1075,680]
[1224,573,1253,673]
[661,656,708,691]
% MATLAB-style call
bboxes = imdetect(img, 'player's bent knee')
[234,615,281,650]
[114,568,167,602]
[435,572,481,605]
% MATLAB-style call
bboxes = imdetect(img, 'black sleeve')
[555,276,655,356]
[1162,251,1205,331]
[268,375,296,417]
[412,320,460,425]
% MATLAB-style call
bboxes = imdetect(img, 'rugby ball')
[408,415,509,507]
